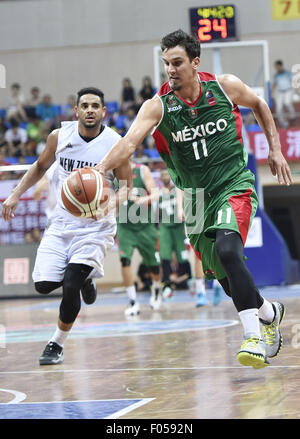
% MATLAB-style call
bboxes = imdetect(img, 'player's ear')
[192,57,200,70]
[75,106,79,119]
[102,106,107,119]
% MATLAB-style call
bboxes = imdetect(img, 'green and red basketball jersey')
[117,164,152,229]
[152,71,249,193]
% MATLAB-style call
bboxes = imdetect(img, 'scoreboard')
[189,4,237,42]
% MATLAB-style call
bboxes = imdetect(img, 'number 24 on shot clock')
[189,4,237,42]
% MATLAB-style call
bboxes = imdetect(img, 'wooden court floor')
[0,286,300,419]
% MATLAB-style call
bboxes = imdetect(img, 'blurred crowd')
[1,62,299,181]
[0,76,161,180]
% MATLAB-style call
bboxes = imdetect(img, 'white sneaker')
[150,292,162,310]
[124,301,140,316]
[162,286,173,299]
[260,302,285,358]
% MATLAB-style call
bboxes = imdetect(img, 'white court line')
[0,365,300,375]
[0,398,152,405]
[104,398,156,419]
[0,388,27,403]
[0,398,156,419]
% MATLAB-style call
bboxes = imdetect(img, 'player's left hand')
[268,150,292,186]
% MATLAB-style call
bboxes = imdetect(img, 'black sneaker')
[81,278,97,304]
[39,342,64,365]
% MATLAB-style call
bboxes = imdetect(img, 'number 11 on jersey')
[192,139,208,160]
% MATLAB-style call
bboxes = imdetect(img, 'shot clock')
[189,4,237,42]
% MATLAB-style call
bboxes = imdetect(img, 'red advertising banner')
[248,127,300,163]
[0,180,47,245]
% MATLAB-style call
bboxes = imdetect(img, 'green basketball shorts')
[159,223,189,262]
[188,172,258,280]
[117,223,160,266]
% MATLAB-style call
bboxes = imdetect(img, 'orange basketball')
[61,168,110,219]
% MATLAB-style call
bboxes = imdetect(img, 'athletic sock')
[152,280,161,298]
[258,298,275,323]
[126,285,137,302]
[195,278,206,294]
[49,326,69,348]
[238,308,261,339]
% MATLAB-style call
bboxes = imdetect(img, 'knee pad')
[121,257,131,267]
[59,263,93,324]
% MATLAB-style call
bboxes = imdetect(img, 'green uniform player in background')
[158,168,191,299]
[117,162,162,315]
[97,30,292,369]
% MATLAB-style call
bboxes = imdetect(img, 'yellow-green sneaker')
[237,334,269,369]
[260,302,285,358]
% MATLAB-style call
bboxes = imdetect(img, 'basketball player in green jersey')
[96,30,292,369]
[117,162,162,315]
[158,168,192,299]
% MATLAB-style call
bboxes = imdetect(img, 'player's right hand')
[1,193,20,222]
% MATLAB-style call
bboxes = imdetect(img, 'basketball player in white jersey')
[33,161,58,221]
[2,87,132,365]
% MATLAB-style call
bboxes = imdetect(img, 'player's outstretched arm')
[1,130,58,222]
[96,96,162,174]
[131,164,159,206]
[218,74,292,186]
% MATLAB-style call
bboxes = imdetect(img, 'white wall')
[0,0,300,107]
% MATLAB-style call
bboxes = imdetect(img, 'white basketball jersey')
[45,162,59,219]
[53,121,120,224]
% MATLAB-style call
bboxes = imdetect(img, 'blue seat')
[4,157,19,164]
[144,148,159,158]
[115,115,126,129]
[106,101,119,114]
[25,156,37,164]
[0,108,6,120]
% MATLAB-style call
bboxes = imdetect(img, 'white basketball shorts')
[32,216,117,283]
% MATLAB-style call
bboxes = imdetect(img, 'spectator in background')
[114,105,137,137]
[25,86,41,119]
[0,150,11,180]
[26,115,45,154]
[0,118,7,149]
[120,78,136,112]
[62,95,77,121]
[36,94,60,129]
[32,227,42,243]
[4,118,28,157]
[272,60,296,128]
[138,76,155,106]
[36,128,50,156]
[244,112,261,132]
[24,231,34,244]
[15,155,27,179]
[6,83,28,122]
[134,144,151,163]
[124,106,136,132]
